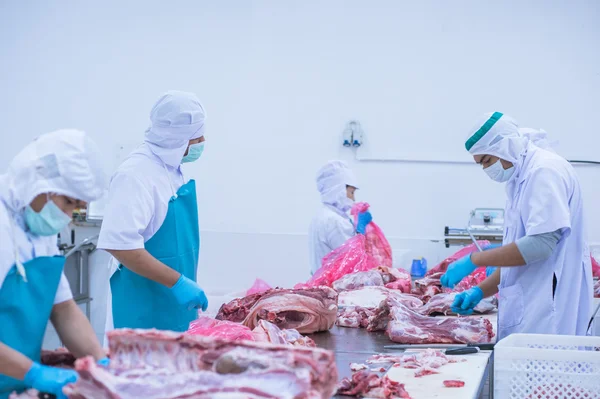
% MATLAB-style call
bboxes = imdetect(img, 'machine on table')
[444,208,504,248]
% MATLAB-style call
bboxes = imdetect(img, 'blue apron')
[0,256,66,398]
[110,179,200,332]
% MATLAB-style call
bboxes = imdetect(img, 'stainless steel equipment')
[444,208,504,248]
[60,234,98,320]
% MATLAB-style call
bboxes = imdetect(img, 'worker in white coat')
[308,160,372,275]
[98,91,208,337]
[0,130,108,399]
[441,112,593,340]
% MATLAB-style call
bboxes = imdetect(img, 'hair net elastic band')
[465,112,503,151]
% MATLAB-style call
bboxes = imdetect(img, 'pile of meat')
[216,286,338,334]
[333,266,412,293]
[187,317,316,347]
[417,293,496,316]
[63,328,338,399]
[336,286,494,344]
[338,350,467,397]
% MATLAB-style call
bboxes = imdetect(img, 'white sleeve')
[521,167,571,237]
[53,272,73,304]
[97,172,154,250]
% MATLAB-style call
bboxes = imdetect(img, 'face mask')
[484,160,515,182]
[340,197,354,213]
[182,142,205,163]
[24,200,71,236]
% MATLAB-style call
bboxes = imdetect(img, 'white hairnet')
[145,90,206,167]
[0,129,106,212]
[316,160,358,211]
[466,112,555,168]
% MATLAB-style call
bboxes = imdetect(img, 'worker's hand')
[170,275,209,311]
[23,362,78,399]
[451,287,484,315]
[356,211,373,235]
[97,357,110,368]
[440,255,477,289]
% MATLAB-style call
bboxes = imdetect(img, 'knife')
[384,343,495,351]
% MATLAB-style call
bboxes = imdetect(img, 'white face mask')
[484,160,515,182]
[340,197,354,213]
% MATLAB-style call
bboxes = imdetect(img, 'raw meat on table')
[65,328,338,399]
[367,349,462,378]
[216,286,338,334]
[187,317,256,341]
[187,317,316,347]
[594,279,600,298]
[386,299,495,344]
[337,287,422,331]
[337,370,412,398]
[443,380,465,388]
[333,266,411,294]
[417,293,496,316]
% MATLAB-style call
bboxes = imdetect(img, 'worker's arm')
[50,300,106,360]
[478,267,501,298]
[472,230,561,267]
[107,248,180,288]
[0,342,33,380]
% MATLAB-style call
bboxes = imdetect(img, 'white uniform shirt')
[98,143,185,345]
[308,204,355,275]
[97,144,185,252]
[498,145,593,339]
[0,200,72,305]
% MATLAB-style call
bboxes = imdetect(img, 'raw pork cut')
[386,300,494,344]
[443,380,465,388]
[594,279,600,298]
[216,287,338,334]
[187,317,256,341]
[333,267,411,294]
[417,293,496,316]
[337,287,422,330]
[337,371,412,398]
[65,328,338,399]
[252,320,315,347]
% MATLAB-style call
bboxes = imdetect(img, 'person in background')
[0,130,108,399]
[308,160,372,275]
[98,91,208,338]
[441,112,593,340]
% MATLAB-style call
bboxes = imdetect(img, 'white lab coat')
[497,145,593,340]
[97,144,185,346]
[308,204,355,275]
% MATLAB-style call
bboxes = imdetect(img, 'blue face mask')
[24,200,72,236]
[182,142,205,163]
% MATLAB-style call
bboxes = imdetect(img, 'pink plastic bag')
[300,234,378,288]
[186,317,255,341]
[426,241,490,276]
[246,278,272,296]
[591,254,600,278]
[351,202,393,268]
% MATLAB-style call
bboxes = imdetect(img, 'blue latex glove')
[485,266,497,277]
[451,287,484,315]
[356,211,373,235]
[440,254,478,289]
[23,362,78,399]
[170,275,209,311]
[97,357,110,367]
[484,243,502,250]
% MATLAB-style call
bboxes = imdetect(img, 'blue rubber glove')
[356,211,373,235]
[170,275,209,311]
[484,244,502,250]
[440,254,478,289]
[97,357,110,367]
[23,362,78,399]
[451,287,484,315]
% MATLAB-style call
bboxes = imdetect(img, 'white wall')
[1,1,599,301]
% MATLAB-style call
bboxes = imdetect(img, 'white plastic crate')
[494,333,600,398]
